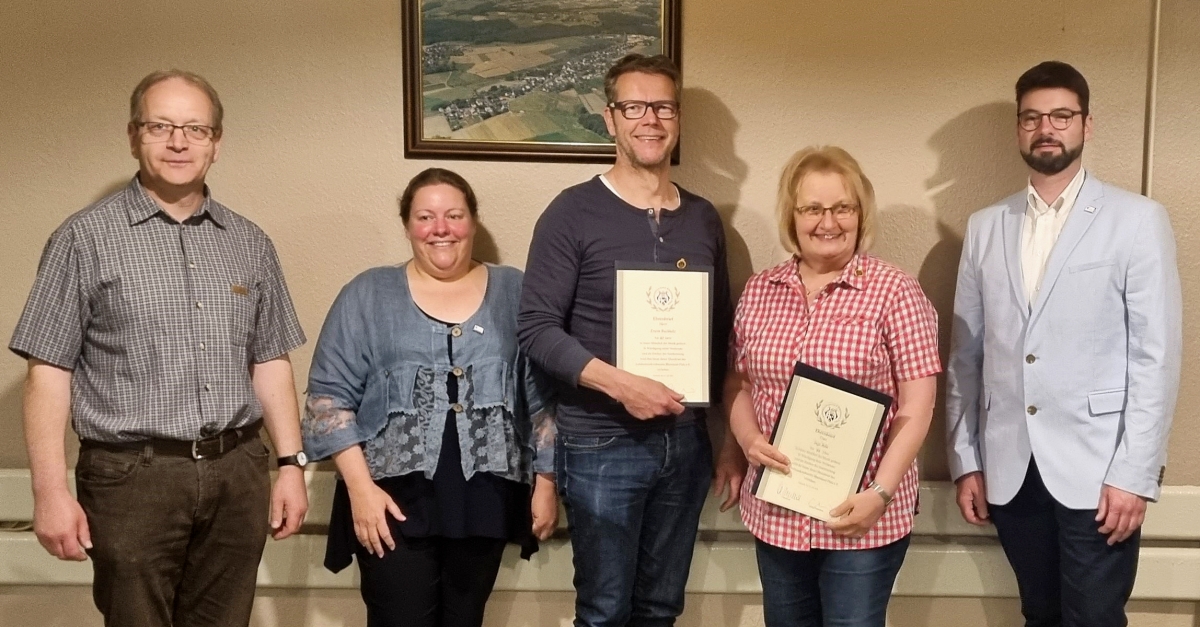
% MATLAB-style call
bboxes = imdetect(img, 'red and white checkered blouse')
[733,254,941,551]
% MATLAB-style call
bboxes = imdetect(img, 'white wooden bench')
[2,470,1198,599]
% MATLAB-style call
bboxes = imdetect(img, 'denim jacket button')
[452,367,464,377]
[451,326,463,337]
[452,403,464,413]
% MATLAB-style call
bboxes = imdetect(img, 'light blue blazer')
[945,173,1181,509]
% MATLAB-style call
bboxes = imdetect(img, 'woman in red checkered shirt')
[726,146,941,627]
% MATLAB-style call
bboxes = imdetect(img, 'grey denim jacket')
[302,263,554,482]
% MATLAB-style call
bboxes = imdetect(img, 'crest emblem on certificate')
[646,286,681,312]
[814,400,850,429]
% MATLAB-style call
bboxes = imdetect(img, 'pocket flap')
[1069,259,1117,273]
[468,360,511,410]
[385,364,420,415]
[1088,388,1127,415]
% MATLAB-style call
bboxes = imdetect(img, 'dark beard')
[1021,141,1084,175]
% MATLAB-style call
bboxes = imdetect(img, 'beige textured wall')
[1155,0,1200,482]
[1,0,1197,625]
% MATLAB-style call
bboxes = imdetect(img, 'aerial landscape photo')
[419,0,665,144]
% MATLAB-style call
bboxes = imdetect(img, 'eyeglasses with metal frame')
[135,121,218,144]
[795,203,860,220]
[1017,109,1082,131]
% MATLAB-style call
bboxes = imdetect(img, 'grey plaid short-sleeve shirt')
[10,177,306,442]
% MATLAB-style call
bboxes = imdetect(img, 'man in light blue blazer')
[946,61,1181,627]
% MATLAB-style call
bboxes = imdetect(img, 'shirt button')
[199,342,206,351]
[1027,406,1037,415]
[452,367,464,377]
[1026,354,1036,364]
[451,326,462,337]
[188,262,196,269]
[659,237,664,242]
[204,384,211,391]
[452,403,464,413]
[196,301,204,309]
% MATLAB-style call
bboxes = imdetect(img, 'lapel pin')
[473,325,485,334]
[1084,206,1096,213]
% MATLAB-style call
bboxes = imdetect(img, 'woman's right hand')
[725,370,791,476]
[740,432,791,475]
[347,482,407,558]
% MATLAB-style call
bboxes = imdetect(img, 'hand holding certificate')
[613,262,712,407]
[752,362,892,522]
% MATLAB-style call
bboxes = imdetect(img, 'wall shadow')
[672,88,753,457]
[473,222,502,265]
[674,87,753,293]
[0,381,25,467]
[92,178,132,204]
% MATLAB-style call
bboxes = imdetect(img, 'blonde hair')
[775,146,877,255]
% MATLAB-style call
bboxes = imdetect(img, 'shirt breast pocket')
[825,316,887,379]
[227,283,259,347]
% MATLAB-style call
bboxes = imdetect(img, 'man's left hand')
[1096,484,1147,546]
[270,466,309,540]
[711,436,747,512]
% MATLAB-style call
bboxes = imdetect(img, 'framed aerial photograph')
[402,0,681,163]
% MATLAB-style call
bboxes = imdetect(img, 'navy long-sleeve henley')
[517,176,733,437]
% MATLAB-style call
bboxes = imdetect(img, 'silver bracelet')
[868,481,893,505]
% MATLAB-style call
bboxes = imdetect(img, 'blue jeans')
[557,420,713,627]
[755,535,910,627]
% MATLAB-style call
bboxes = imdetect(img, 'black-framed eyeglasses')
[608,100,680,120]
[135,121,218,144]
[1017,109,1082,131]
[795,203,859,220]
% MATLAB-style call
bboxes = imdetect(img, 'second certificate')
[614,263,712,407]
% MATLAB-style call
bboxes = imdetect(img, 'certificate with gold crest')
[752,362,893,521]
[613,262,712,407]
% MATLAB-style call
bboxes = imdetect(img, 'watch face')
[296,451,308,467]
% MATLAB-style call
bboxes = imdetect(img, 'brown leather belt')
[83,421,261,460]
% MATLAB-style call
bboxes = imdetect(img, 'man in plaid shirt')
[10,70,308,627]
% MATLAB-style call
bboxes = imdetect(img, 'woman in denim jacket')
[303,168,557,627]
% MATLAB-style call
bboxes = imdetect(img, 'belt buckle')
[190,434,228,460]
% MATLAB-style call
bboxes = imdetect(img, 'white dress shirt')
[1022,168,1087,306]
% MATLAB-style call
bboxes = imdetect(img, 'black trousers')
[356,534,508,627]
[990,460,1140,627]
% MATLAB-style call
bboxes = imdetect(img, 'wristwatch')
[867,480,893,505]
[277,451,309,469]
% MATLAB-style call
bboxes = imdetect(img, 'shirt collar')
[1026,167,1087,217]
[123,175,224,227]
[767,254,871,291]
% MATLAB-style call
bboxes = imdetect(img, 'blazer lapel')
[1002,195,1028,319]
[1029,176,1105,324]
